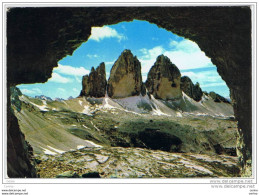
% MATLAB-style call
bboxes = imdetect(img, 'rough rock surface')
[146,55,182,100]
[7,7,251,177]
[108,50,142,98]
[80,62,107,98]
[36,147,240,178]
[180,76,203,102]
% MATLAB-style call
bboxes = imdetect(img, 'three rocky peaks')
[80,49,228,103]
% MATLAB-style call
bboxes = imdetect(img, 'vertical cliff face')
[80,62,107,98]
[107,50,143,98]
[180,76,203,102]
[8,87,37,178]
[146,55,182,100]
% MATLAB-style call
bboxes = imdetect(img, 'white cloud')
[142,75,147,82]
[138,39,212,74]
[55,64,90,77]
[75,76,82,83]
[201,83,227,88]
[152,37,159,41]
[105,61,115,66]
[139,46,165,74]
[164,50,212,70]
[169,40,178,47]
[72,88,78,92]
[87,54,99,58]
[181,70,226,89]
[49,73,73,83]
[169,39,200,53]
[32,88,42,94]
[20,89,34,94]
[20,88,42,95]
[58,88,66,92]
[165,39,212,70]
[89,26,127,42]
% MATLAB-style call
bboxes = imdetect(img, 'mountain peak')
[80,62,107,98]
[146,55,182,100]
[107,50,143,98]
[180,76,203,102]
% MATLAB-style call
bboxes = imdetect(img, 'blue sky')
[18,20,229,99]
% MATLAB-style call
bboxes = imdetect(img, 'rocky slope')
[36,147,239,178]
[146,55,182,100]
[80,62,107,98]
[180,76,203,102]
[107,50,143,98]
[13,90,236,153]
[12,87,238,178]
[208,91,230,103]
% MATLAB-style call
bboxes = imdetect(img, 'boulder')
[107,50,143,98]
[56,171,80,178]
[145,55,182,100]
[180,76,203,101]
[80,62,107,98]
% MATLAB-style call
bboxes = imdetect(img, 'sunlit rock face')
[146,55,182,100]
[107,50,143,98]
[80,62,107,98]
[180,76,203,102]
[7,7,251,177]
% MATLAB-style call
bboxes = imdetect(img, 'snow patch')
[85,140,103,148]
[42,100,47,105]
[182,91,195,103]
[77,145,85,149]
[83,125,90,129]
[47,145,65,154]
[79,100,83,106]
[34,104,48,111]
[20,96,49,111]
[176,112,182,117]
[91,121,100,131]
[62,101,68,105]
[82,105,92,116]
[150,95,170,116]
[40,147,57,155]
[103,96,116,109]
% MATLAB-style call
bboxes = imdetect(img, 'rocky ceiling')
[6,6,252,177]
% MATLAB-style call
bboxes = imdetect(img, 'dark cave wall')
[7,6,252,177]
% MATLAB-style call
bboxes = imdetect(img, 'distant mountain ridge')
[35,95,52,101]
[34,95,73,101]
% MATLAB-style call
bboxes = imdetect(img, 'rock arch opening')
[19,20,230,100]
[7,7,252,178]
